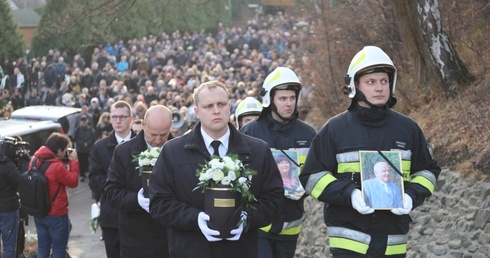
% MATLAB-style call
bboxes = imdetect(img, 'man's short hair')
[111,100,132,114]
[193,80,229,106]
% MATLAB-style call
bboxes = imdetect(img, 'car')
[10,105,81,137]
[0,119,62,155]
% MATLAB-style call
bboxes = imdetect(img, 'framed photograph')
[359,151,405,210]
[270,149,305,200]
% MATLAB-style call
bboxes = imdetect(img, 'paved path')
[25,179,107,258]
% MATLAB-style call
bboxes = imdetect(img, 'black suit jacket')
[88,130,136,228]
[105,130,172,257]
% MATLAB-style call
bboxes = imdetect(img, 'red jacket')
[30,146,79,216]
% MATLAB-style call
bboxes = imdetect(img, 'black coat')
[89,130,136,228]
[0,159,21,212]
[149,122,284,258]
[105,131,170,257]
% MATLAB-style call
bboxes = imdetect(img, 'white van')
[10,105,81,138]
[0,119,62,154]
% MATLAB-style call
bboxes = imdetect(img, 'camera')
[63,147,74,161]
[0,137,30,162]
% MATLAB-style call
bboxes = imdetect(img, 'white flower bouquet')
[194,154,257,207]
[132,147,161,174]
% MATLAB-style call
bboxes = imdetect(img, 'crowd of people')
[0,12,313,132]
[0,10,441,258]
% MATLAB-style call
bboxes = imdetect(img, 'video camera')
[0,136,30,162]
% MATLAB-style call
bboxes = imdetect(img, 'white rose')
[199,173,207,181]
[209,159,224,169]
[149,148,160,157]
[150,157,158,166]
[221,176,231,185]
[227,171,237,181]
[205,169,214,180]
[235,160,242,168]
[211,169,224,182]
[238,177,247,185]
[139,157,150,166]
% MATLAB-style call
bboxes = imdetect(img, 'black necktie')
[211,140,221,157]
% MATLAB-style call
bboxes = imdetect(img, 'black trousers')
[101,226,121,258]
[78,152,89,177]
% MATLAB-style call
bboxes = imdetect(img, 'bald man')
[105,105,173,257]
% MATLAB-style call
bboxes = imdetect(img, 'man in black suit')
[89,100,135,258]
[105,105,173,257]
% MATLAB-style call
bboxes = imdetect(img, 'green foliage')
[0,0,25,60]
[31,0,231,57]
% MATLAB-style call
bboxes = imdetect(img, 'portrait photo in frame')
[270,149,305,200]
[359,150,405,210]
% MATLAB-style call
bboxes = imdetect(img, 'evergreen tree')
[0,0,25,60]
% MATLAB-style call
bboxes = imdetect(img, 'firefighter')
[300,46,441,257]
[235,96,262,129]
[240,67,316,258]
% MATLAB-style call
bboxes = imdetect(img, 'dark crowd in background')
[0,12,315,134]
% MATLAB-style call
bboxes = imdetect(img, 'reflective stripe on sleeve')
[385,234,408,255]
[392,149,412,181]
[410,170,437,193]
[259,219,302,235]
[328,226,371,255]
[336,151,359,163]
[304,171,336,199]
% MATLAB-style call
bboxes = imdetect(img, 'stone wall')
[295,169,490,257]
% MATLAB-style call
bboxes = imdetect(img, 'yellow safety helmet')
[343,46,397,99]
[260,67,302,108]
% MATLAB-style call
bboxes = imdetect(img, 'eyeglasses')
[110,115,130,121]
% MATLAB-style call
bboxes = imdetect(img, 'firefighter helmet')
[260,67,302,108]
[235,97,262,128]
[343,46,397,99]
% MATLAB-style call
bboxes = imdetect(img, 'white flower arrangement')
[132,147,161,174]
[194,154,257,207]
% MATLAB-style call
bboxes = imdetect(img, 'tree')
[31,0,231,57]
[392,0,474,97]
[0,0,25,60]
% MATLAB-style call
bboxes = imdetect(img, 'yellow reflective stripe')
[411,175,435,193]
[280,225,301,235]
[260,224,271,231]
[385,243,407,255]
[259,224,302,235]
[310,173,336,199]
[330,237,369,254]
[298,154,306,165]
[349,50,367,71]
[401,160,411,180]
[337,162,360,173]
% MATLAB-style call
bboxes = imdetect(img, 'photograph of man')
[362,161,403,209]
[105,105,173,257]
[149,80,283,258]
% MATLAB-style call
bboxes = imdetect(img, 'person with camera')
[0,138,30,258]
[30,132,79,258]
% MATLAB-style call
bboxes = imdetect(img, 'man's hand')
[198,212,222,242]
[137,188,150,213]
[351,189,374,214]
[391,194,413,215]
[226,211,247,241]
